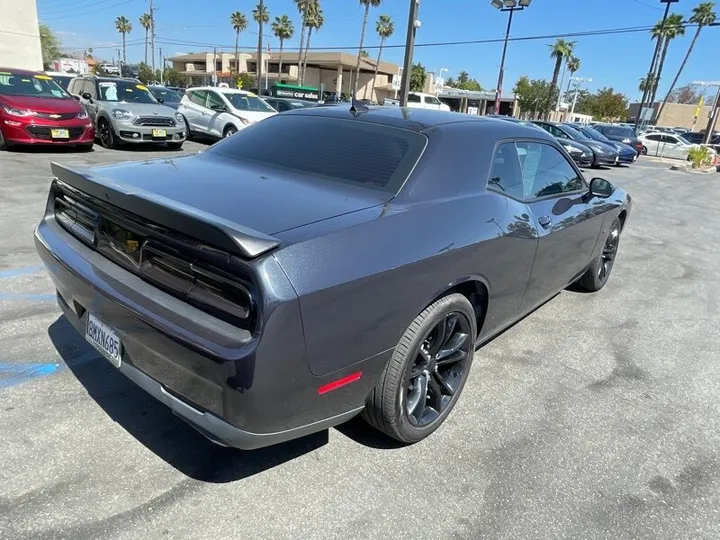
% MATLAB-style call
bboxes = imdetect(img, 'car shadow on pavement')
[48,315,327,483]
[334,417,406,450]
[7,145,94,154]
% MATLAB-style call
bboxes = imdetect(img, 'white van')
[384,92,451,111]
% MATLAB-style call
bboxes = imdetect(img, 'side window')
[646,134,663,141]
[85,81,97,100]
[68,78,78,94]
[407,93,421,103]
[516,142,586,200]
[189,90,208,107]
[277,102,290,112]
[206,91,225,110]
[487,142,525,200]
[664,135,679,144]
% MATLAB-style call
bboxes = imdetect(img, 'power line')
[38,0,118,15]
[41,0,139,20]
[629,0,664,11]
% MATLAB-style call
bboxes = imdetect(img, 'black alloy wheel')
[405,312,472,427]
[98,119,116,149]
[362,293,477,444]
[598,221,621,283]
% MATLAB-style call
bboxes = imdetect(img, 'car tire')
[641,146,647,155]
[0,128,9,151]
[223,125,238,138]
[362,293,477,444]
[98,118,117,149]
[167,142,183,150]
[183,117,193,140]
[575,217,622,292]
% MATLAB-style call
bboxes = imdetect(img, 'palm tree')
[139,13,151,65]
[295,0,314,80]
[230,11,248,75]
[271,15,294,83]
[301,3,324,85]
[253,2,269,26]
[546,38,576,116]
[658,2,717,120]
[649,13,685,106]
[639,74,656,94]
[115,16,132,64]
[566,56,580,77]
[354,0,382,96]
[368,14,394,100]
[253,2,269,82]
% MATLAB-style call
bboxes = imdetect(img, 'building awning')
[438,88,516,101]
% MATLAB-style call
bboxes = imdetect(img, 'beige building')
[0,0,43,70]
[169,50,401,103]
[628,101,713,129]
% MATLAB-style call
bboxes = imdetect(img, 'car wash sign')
[271,84,320,102]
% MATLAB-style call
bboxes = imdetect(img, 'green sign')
[271,84,320,102]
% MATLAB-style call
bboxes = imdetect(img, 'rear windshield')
[149,87,181,102]
[209,115,427,193]
[599,125,636,138]
[0,72,69,98]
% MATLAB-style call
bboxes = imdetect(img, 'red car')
[0,67,94,150]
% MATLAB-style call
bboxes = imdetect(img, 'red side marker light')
[317,371,362,395]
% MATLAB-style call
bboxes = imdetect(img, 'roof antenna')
[350,92,369,115]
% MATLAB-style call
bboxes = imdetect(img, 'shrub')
[688,145,713,168]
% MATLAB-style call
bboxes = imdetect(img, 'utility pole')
[569,76,591,116]
[399,0,420,107]
[635,0,677,130]
[693,80,720,143]
[159,47,163,84]
[149,0,156,77]
[212,46,217,86]
[256,0,264,93]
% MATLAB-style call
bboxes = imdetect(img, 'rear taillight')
[54,195,98,245]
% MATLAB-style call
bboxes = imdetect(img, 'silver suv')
[68,76,186,149]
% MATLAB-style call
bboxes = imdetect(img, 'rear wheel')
[576,218,622,292]
[362,293,477,444]
[641,146,648,155]
[223,125,237,138]
[98,118,117,149]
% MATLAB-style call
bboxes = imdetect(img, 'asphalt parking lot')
[1,142,719,540]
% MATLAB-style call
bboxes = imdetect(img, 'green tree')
[368,14,394,99]
[253,2,269,25]
[301,3,324,85]
[139,13,152,65]
[582,87,628,120]
[354,0,382,96]
[649,13,685,107]
[137,62,153,83]
[566,56,580,77]
[39,23,61,70]
[115,16,132,64]
[451,71,483,91]
[236,72,256,89]
[546,38,576,116]
[514,76,554,118]
[410,62,426,92]
[163,67,189,87]
[271,15,294,81]
[658,2,717,119]
[230,11,248,74]
[639,74,656,94]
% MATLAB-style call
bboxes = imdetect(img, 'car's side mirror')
[157,98,164,104]
[589,177,614,199]
[81,92,92,102]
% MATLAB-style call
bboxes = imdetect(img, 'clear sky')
[39,0,719,101]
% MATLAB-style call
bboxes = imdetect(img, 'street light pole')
[256,0,264,93]
[635,0,678,130]
[491,0,531,116]
[399,0,420,107]
[569,76,591,116]
[693,81,720,144]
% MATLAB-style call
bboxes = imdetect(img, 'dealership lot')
[1,144,719,540]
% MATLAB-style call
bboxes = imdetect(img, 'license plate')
[51,129,69,138]
[151,129,167,138]
[85,313,122,367]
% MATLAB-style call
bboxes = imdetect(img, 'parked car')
[45,71,77,91]
[489,115,594,167]
[166,86,186,96]
[147,85,183,109]
[385,92,452,111]
[263,96,318,112]
[533,121,619,167]
[591,124,644,155]
[100,64,121,75]
[0,67,94,150]
[639,131,714,160]
[68,75,186,149]
[178,87,276,139]
[35,107,631,449]
[569,124,637,165]
[680,131,720,153]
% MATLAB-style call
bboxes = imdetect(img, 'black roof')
[285,106,554,139]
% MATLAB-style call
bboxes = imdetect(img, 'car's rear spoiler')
[50,162,281,259]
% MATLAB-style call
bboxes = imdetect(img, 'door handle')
[538,216,552,228]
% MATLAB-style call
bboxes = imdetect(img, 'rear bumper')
[593,153,618,166]
[618,152,636,164]
[34,216,383,449]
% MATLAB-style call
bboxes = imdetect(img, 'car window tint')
[209,115,427,194]
[207,91,225,110]
[86,80,97,99]
[189,90,208,107]
[407,94,421,103]
[487,143,524,199]
[646,134,663,141]
[517,142,585,200]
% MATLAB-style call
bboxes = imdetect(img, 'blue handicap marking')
[0,362,61,389]
[0,265,44,280]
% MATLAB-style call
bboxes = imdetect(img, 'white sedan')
[178,87,276,139]
[639,131,709,160]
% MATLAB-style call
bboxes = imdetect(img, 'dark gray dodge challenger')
[35,106,631,449]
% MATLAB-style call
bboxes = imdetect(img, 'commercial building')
[628,101,713,129]
[169,50,401,103]
[436,87,518,116]
[0,0,43,70]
